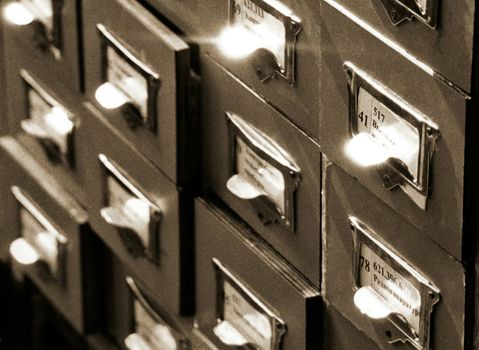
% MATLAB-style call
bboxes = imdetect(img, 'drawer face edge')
[323,162,465,350]
[195,197,321,350]
[0,136,92,334]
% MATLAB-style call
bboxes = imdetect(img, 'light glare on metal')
[124,198,150,224]
[152,324,178,350]
[354,287,392,319]
[35,232,57,260]
[345,133,390,167]
[216,25,262,59]
[226,174,265,200]
[124,333,150,350]
[9,238,39,265]
[4,2,34,26]
[95,82,129,110]
[44,107,74,135]
[213,320,248,346]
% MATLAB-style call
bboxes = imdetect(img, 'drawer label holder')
[97,24,161,132]
[378,0,437,28]
[10,186,67,284]
[344,62,439,210]
[213,258,286,350]
[20,70,75,167]
[225,112,300,232]
[125,277,190,350]
[224,0,301,84]
[350,217,440,350]
[99,154,162,263]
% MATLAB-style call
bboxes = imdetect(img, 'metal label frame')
[213,258,286,350]
[12,186,67,285]
[21,69,75,167]
[97,24,161,132]
[350,217,439,350]
[228,0,301,85]
[99,154,161,263]
[226,112,300,232]
[378,0,438,28]
[126,277,190,349]
[344,62,439,210]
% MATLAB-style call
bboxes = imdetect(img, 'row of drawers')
[0,134,321,349]
[2,0,475,137]
[0,131,467,349]
[2,0,470,264]
[0,0,475,349]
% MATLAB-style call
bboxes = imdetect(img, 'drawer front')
[99,251,192,350]
[4,66,90,206]
[83,0,197,186]
[322,0,475,93]
[199,0,320,139]
[2,0,81,91]
[195,197,321,350]
[320,2,467,259]
[323,162,465,350]
[202,55,321,286]
[83,103,194,316]
[0,136,95,334]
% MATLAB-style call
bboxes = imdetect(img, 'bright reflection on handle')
[100,199,150,246]
[35,232,57,261]
[3,2,35,26]
[243,313,272,339]
[124,333,151,350]
[216,25,262,59]
[21,119,49,138]
[10,238,39,265]
[354,286,392,319]
[345,133,390,167]
[226,174,266,200]
[124,198,151,225]
[152,324,178,350]
[95,82,129,110]
[44,106,74,135]
[213,320,248,346]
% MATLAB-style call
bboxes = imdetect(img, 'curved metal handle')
[226,174,282,226]
[354,287,393,319]
[100,207,147,258]
[213,320,250,347]
[226,174,266,201]
[10,237,40,265]
[124,333,151,350]
[21,119,62,163]
[95,82,143,129]
[9,237,55,281]
[353,286,420,344]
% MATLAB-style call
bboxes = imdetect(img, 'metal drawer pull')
[213,320,249,347]
[10,237,40,265]
[354,286,393,319]
[95,82,144,129]
[21,107,74,164]
[100,198,151,258]
[4,2,50,50]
